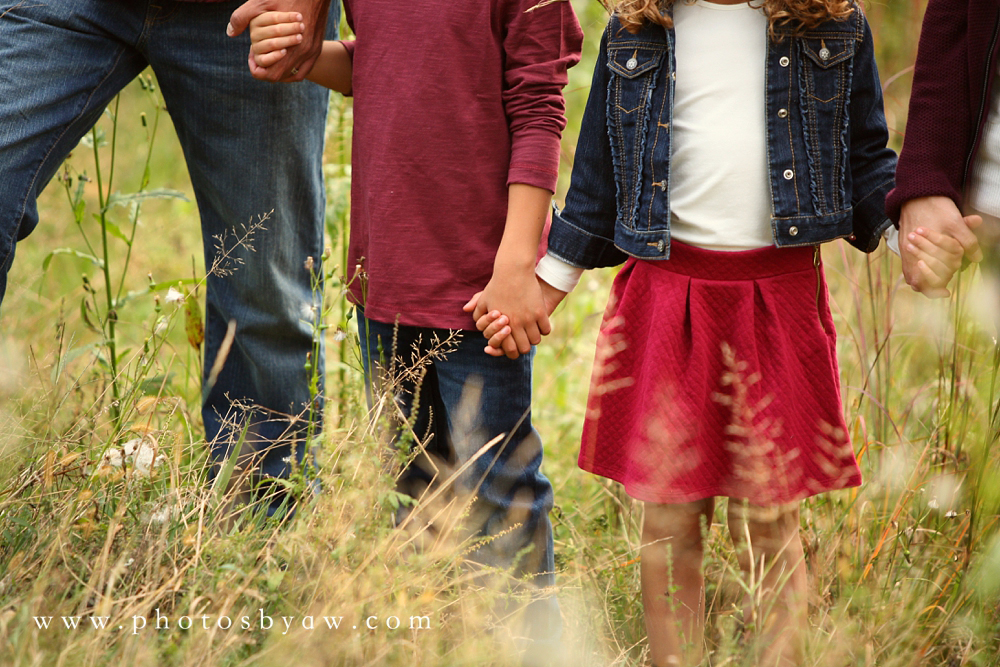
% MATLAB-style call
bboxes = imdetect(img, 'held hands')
[899,196,983,298]
[463,276,567,359]
[244,12,305,76]
[228,0,330,82]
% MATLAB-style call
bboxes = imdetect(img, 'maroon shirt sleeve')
[500,0,584,193]
[885,0,973,223]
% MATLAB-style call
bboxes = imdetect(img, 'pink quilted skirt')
[578,241,862,506]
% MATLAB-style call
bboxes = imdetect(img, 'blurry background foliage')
[2,1,1000,665]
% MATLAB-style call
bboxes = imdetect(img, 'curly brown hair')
[605,0,855,38]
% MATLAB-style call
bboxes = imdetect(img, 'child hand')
[462,277,567,357]
[248,12,305,74]
[462,294,514,357]
[480,278,566,355]
[467,263,552,359]
[905,217,980,298]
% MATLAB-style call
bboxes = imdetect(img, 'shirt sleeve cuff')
[536,252,584,294]
[883,224,900,256]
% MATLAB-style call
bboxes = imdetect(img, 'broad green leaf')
[184,294,204,351]
[105,189,188,212]
[41,248,104,273]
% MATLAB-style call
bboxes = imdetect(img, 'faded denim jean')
[356,310,562,661]
[0,0,338,511]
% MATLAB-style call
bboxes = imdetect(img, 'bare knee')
[727,500,802,560]
[643,499,714,557]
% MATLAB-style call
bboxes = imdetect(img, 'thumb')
[227,0,262,37]
[462,291,482,313]
[964,214,984,231]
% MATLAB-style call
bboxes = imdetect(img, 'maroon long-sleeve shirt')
[886,0,1000,222]
[341,0,583,329]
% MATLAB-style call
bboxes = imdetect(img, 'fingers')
[251,31,304,58]
[909,226,963,255]
[463,291,483,314]
[252,46,290,69]
[913,259,951,298]
[483,344,506,357]
[249,15,304,67]
[471,298,489,321]
[488,325,512,349]
[501,336,520,360]
[907,228,963,275]
[906,243,954,284]
[952,219,985,263]
[250,12,303,30]
[227,0,266,37]
[538,312,552,337]
[251,24,305,49]
[965,214,984,231]
[511,328,532,356]
[237,7,323,82]
[481,315,509,339]
[475,310,505,333]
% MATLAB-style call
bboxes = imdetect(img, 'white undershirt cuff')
[536,253,585,294]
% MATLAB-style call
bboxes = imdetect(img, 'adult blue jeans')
[0,0,338,509]
[356,310,561,658]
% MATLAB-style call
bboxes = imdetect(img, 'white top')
[669,0,773,250]
[966,61,1000,217]
[537,0,895,294]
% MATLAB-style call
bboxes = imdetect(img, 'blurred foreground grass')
[2,1,1000,665]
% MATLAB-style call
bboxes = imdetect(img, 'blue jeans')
[0,0,337,504]
[356,311,561,651]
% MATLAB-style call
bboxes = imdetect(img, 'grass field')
[2,1,1000,665]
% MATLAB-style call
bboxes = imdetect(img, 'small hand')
[248,13,305,73]
[464,278,567,358]
[899,196,983,297]
[905,223,972,298]
[228,0,331,82]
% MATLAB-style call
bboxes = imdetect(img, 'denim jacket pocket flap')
[801,37,855,68]
[607,46,666,79]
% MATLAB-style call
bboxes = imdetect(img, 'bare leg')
[727,500,808,666]
[642,499,714,666]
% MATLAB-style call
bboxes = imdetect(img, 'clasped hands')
[463,268,567,360]
[899,196,985,298]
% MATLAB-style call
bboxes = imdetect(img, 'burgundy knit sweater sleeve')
[500,0,584,193]
[885,0,973,223]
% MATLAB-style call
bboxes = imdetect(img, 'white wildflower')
[301,302,318,321]
[333,328,348,342]
[945,510,958,519]
[122,436,162,476]
[150,506,174,524]
[304,256,315,271]
[102,448,124,468]
[165,287,185,304]
[927,497,939,510]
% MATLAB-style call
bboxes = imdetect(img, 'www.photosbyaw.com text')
[33,608,433,636]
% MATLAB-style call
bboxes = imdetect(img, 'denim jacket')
[548,6,897,269]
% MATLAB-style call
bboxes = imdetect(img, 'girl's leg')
[726,500,808,666]
[642,499,714,667]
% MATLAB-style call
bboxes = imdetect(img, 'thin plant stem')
[90,98,122,427]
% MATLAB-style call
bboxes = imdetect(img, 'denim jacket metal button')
[548,7,898,269]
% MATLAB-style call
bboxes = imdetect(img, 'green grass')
[2,1,1000,665]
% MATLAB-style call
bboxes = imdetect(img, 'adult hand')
[898,196,983,298]
[228,0,332,82]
